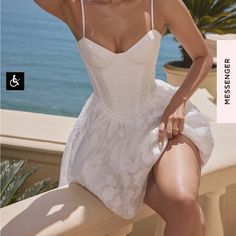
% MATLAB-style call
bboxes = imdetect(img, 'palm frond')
[0,160,26,196]
[16,178,51,202]
[0,159,58,208]
[0,163,40,207]
[182,0,236,35]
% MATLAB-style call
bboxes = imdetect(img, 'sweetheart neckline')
[77,29,162,56]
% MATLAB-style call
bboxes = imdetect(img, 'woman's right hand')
[157,101,186,145]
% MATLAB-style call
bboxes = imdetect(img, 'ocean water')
[1,0,180,117]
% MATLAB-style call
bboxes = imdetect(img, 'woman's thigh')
[144,133,202,219]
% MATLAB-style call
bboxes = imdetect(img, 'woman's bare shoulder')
[157,0,189,21]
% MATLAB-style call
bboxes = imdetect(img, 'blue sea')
[1,0,180,117]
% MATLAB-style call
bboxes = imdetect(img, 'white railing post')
[154,214,166,236]
[107,224,133,236]
[204,188,226,236]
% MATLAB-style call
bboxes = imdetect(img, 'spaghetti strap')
[80,0,85,37]
[151,0,154,30]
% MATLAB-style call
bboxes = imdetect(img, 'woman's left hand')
[157,102,186,144]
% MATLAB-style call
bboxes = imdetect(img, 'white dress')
[58,0,215,220]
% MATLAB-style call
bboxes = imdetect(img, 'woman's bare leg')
[144,134,205,236]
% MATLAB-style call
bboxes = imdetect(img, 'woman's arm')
[33,0,70,23]
[162,0,213,109]
[156,0,214,143]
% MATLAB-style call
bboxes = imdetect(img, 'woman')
[34,0,215,235]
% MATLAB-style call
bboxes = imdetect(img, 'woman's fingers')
[158,113,185,144]
[179,116,185,133]
[177,105,185,133]
[172,119,180,136]
[166,118,173,139]
[158,122,166,144]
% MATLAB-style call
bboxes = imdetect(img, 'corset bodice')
[77,29,162,118]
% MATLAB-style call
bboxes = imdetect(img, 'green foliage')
[0,159,59,208]
[184,0,236,35]
[167,0,236,68]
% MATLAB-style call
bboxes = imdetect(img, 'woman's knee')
[163,189,199,221]
[174,190,198,209]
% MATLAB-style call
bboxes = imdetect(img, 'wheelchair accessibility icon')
[6,72,24,90]
[10,75,21,87]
